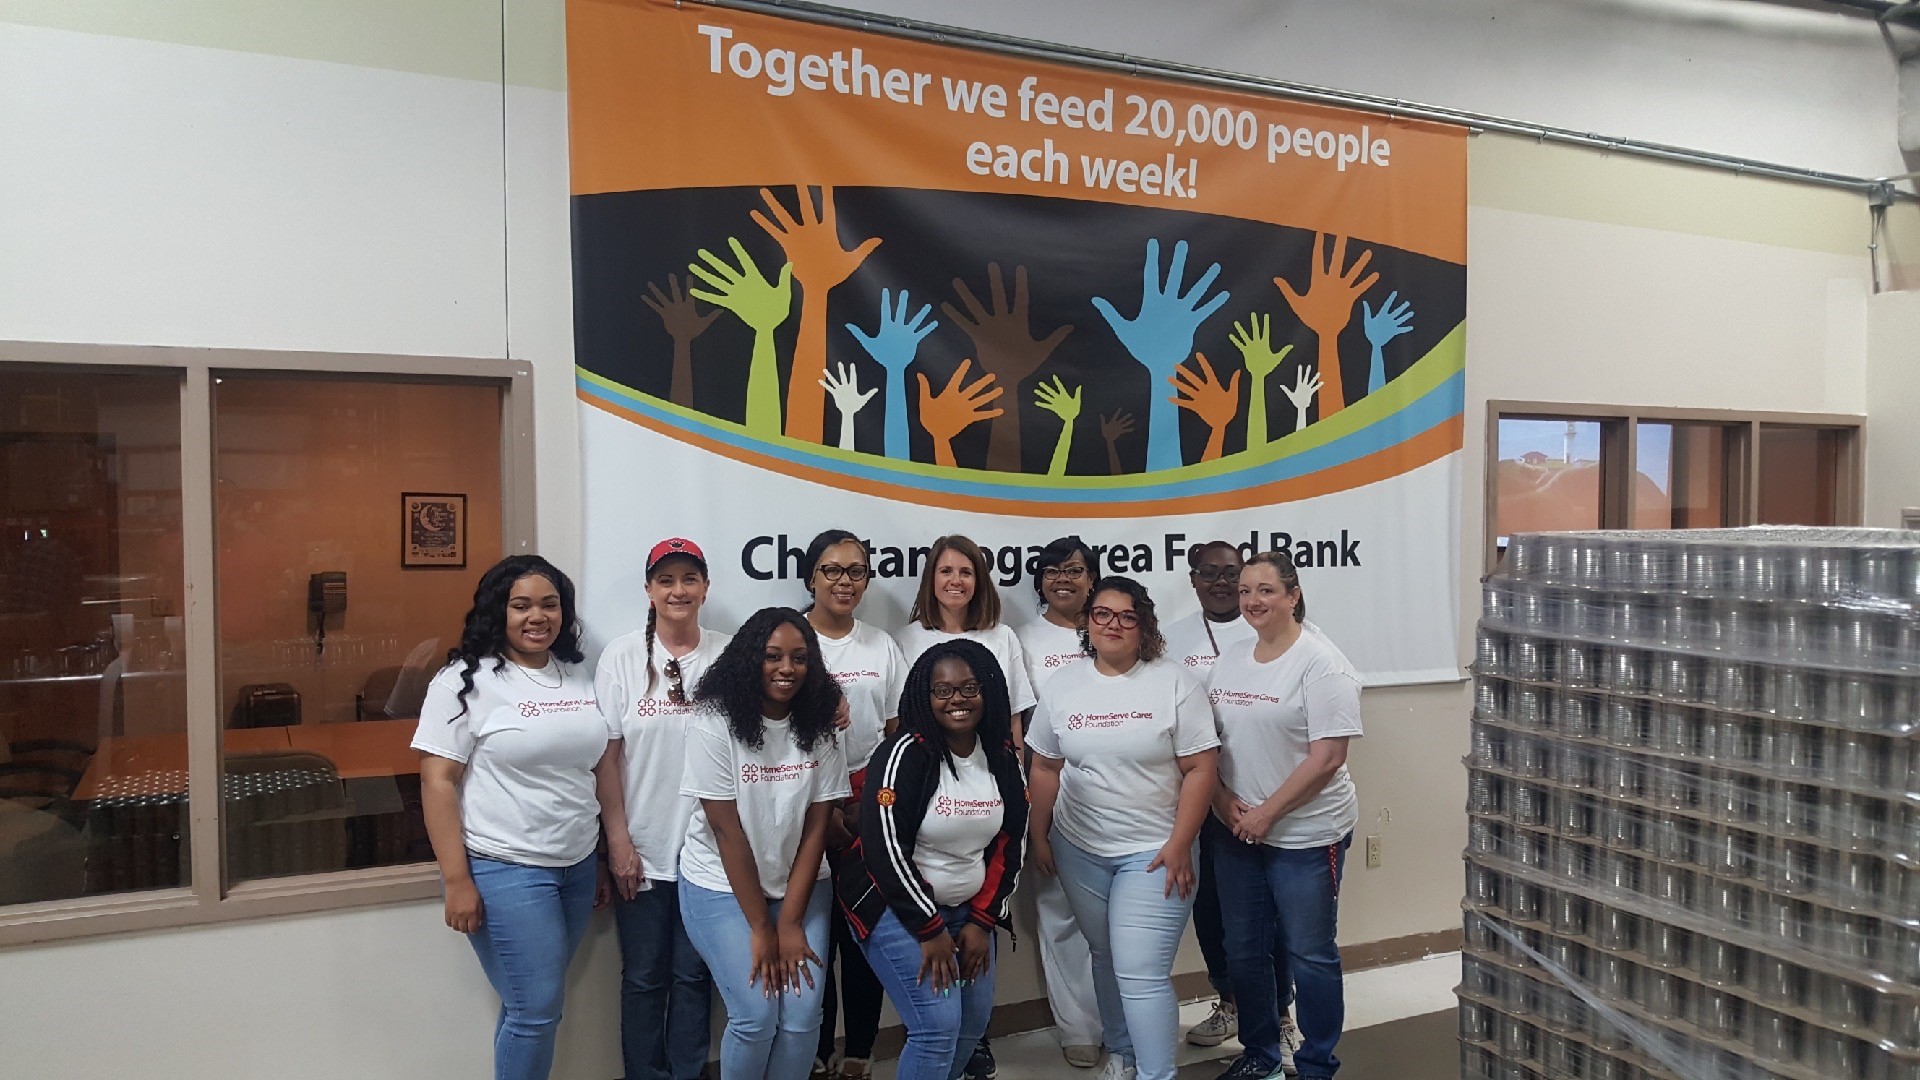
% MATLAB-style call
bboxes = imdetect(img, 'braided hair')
[896,638,1018,778]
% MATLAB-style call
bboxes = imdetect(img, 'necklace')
[517,661,563,689]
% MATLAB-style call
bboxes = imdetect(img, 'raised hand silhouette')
[942,264,1072,472]
[642,273,722,409]
[752,185,882,444]
[846,288,938,460]
[1360,290,1414,395]
[1169,352,1242,464]
[1092,239,1230,472]
[1275,233,1378,418]
[1227,313,1295,450]
[1099,409,1135,477]
[818,362,877,452]
[1279,364,1324,434]
[686,238,794,437]
[1032,376,1082,478]
[916,359,1003,469]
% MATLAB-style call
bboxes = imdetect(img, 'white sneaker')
[1278,1013,1302,1075]
[1187,1000,1239,1047]
[1062,1044,1103,1069]
[1094,1055,1136,1080]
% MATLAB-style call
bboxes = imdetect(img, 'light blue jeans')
[1051,830,1196,1080]
[858,906,997,1080]
[680,879,833,1080]
[465,853,598,1080]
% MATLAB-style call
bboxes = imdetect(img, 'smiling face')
[759,621,809,719]
[810,540,870,620]
[1040,552,1092,621]
[646,555,708,627]
[933,548,977,620]
[1239,563,1301,633]
[1191,545,1245,619]
[1087,587,1142,667]
[928,656,983,745]
[505,573,563,664]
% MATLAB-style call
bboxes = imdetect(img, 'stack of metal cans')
[1462,527,1920,1080]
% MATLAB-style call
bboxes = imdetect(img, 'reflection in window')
[1495,418,1604,549]
[0,368,188,905]
[213,376,502,883]
[1635,422,1731,529]
[1758,426,1847,527]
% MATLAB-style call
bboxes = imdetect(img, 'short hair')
[1187,540,1242,570]
[799,528,867,604]
[1031,535,1096,603]
[1077,575,1167,663]
[909,534,1001,631]
[1243,550,1307,622]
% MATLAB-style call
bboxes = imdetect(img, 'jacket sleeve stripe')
[875,737,940,918]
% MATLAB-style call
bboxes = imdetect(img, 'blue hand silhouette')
[1092,239,1231,472]
[1360,290,1414,396]
[846,288,939,460]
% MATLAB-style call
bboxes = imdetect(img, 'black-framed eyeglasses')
[1041,565,1088,581]
[665,657,687,705]
[1190,565,1240,583]
[930,681,982,701]
[815,563,870,582]
[1089,606,1140,629]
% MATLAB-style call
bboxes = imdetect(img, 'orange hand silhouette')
[915,359,1003,468]
[642,273,721,408]
[1169,352,1242,463]
[1274,233,1378,418]
[753,185,882,443]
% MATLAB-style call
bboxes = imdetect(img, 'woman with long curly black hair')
[411,555,612,1080]
[834,639,1026,1080]
[679,607,851,1080]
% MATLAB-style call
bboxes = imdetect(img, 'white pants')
[1034,865,1102,1046]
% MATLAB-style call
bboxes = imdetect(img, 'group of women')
[411,529,1364,1080]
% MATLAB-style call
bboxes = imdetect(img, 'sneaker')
[838,1057,870,1079]
[963,1039,997,1080]
[1214,1053,1286,1080]
[1062,1044,1103,1069]
[1278,1013,1302,1075]
[1187,1000,1239,1047]
[1094,1055,1136,1080]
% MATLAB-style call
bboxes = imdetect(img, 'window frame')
[0,340,535,946]
[1485,400,1864,575]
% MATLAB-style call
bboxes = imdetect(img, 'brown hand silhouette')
[1169,351,1242,463]
[643,273,722,408]
[941,264,1073,472]
[1099,409,1135,476]
[915,359,1004,469]
[1274,233,1378,418]
[752,185,882,443]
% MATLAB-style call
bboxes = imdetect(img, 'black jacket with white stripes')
[834,729,1027,943]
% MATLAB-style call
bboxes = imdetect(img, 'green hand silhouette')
[1032,376,1083,477]
[687,237,793,437]
[1228,313,1295,449]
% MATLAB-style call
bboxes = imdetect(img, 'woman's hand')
[956,923,993,981]
[594,861,614,910]
[832,696,852,731]
[750,924,784,998]
[1233,802,1281,845]
[777,921,822,995]
[1148,840,1197,899]
[1213,793,1251,831]
[444,877,484,933]
[824,805,855,851]
[1029,834,1057,877]
[607,837,644,901]
[919,933,959,992]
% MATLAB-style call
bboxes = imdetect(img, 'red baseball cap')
[646,537,707,574]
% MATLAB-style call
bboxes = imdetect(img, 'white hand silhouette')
[818,362,878,452]
[1278,365,1324,433]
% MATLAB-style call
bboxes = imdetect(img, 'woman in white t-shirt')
[592,537,730,1080]
[798,529,907,1080]
[895,535,1037,743]
[1205,552,1363,1080]
[1028,576,1220,1080]
[1011,536,1102,1069]
[679,607,852,1080]
[412,555,612,1080]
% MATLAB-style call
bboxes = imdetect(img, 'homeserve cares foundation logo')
[740,760,822,783]
[1208,689,1282,707]
[1064,711,1147,730]
[832,669,881,685]
[518,697,596,718]
[934,796,1001,818]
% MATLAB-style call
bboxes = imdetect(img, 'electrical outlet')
[1365,834,1383,868]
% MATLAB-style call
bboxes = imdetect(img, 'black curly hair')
[693,607,842,754]
[1076,575,1167,663]
[446,555,586,719]
[897,638,1018,778]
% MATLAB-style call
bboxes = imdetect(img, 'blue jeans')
[1051,830,1195,1080]
[858,907,997,1080]
[614,879,714,1080]
[680,879,832,1080]
[1212,832,1351,1079]
[466,854,598,1080]
[1196,816,1294,1010]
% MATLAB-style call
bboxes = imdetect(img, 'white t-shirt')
[679,709,852,899]
[595,626,731,882]
[1208,631,1364,848]
[1014,617,1087,697]
[895,622,1038,714]
[816,619,907,777]
[912,743,1007,906]
[411,659,611,868]
[1027,658,1219,858]
[1163,611,1255,676]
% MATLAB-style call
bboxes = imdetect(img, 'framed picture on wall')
[402,492,466,569]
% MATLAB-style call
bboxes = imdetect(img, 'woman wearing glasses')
[1027,577,1219,1080]
[1013,536,1103,1069]
[800,529,908,1080]
[592,538,729,1080]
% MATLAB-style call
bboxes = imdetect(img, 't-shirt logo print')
[935,795,954,816]
[518,701,542,718]
[1066,714,1085,730]
[741,763,762,784]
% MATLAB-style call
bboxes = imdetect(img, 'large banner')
[567,0,1467,684]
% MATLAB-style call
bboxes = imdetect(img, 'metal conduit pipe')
[688,0,1902,198]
